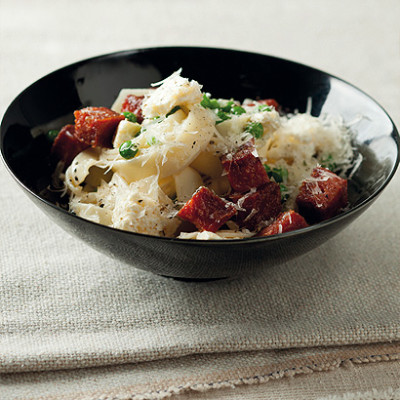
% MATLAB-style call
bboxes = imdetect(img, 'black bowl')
[1,47,399,279]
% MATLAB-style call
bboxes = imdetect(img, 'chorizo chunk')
[229,182,282,230]
[51,124,89,167]
[296,166,348,224]
[221,142,270,193]
[178,187,237,232]
[74,107,124,148]
[121,95,144,123]
[257,210,308,237]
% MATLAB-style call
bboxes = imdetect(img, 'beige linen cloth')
[1,156,400,398]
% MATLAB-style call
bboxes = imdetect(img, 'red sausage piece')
[221,142,270,193]
[257,210,308,237]
[178,187,237,232]
[296,166,348,224]
[121,95,145,123]
[74,107,124,148]
[229,182,282,230]
[51,124,89,167]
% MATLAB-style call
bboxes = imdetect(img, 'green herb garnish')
[232,105,246,115]
[122,112,138,123]
[273,167,288,183]
[166,105,181,117]
[245,122,264,139]
[220,101,234,113]
[320,154,337,171]
[119,140,139,159]
[264,165,289,183]
[219,102,246,115]
[200,94,220,109]
[265,165,290,202]
[258,104,272,112]
[201,94,247,125]
[216,110,231,124]
[46,129,59,142]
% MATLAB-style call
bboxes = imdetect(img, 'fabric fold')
[1,343,399,400]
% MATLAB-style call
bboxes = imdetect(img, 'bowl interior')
[1,47,399,278]
[2,47,398,215]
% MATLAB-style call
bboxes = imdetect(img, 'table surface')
[1,1,399,398]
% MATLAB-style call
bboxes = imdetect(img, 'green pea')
[46,129,59,141]
[119,140,139,159]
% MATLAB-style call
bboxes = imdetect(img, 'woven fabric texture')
[1,164,399,373]
[1,343,399,399]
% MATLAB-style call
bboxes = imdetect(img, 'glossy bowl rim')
[1,46,399,246]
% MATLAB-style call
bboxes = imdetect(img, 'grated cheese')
[63,70,356,240]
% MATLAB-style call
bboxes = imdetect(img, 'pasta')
[52,70,355,239]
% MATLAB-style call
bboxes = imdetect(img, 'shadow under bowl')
[1,47,399,279]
